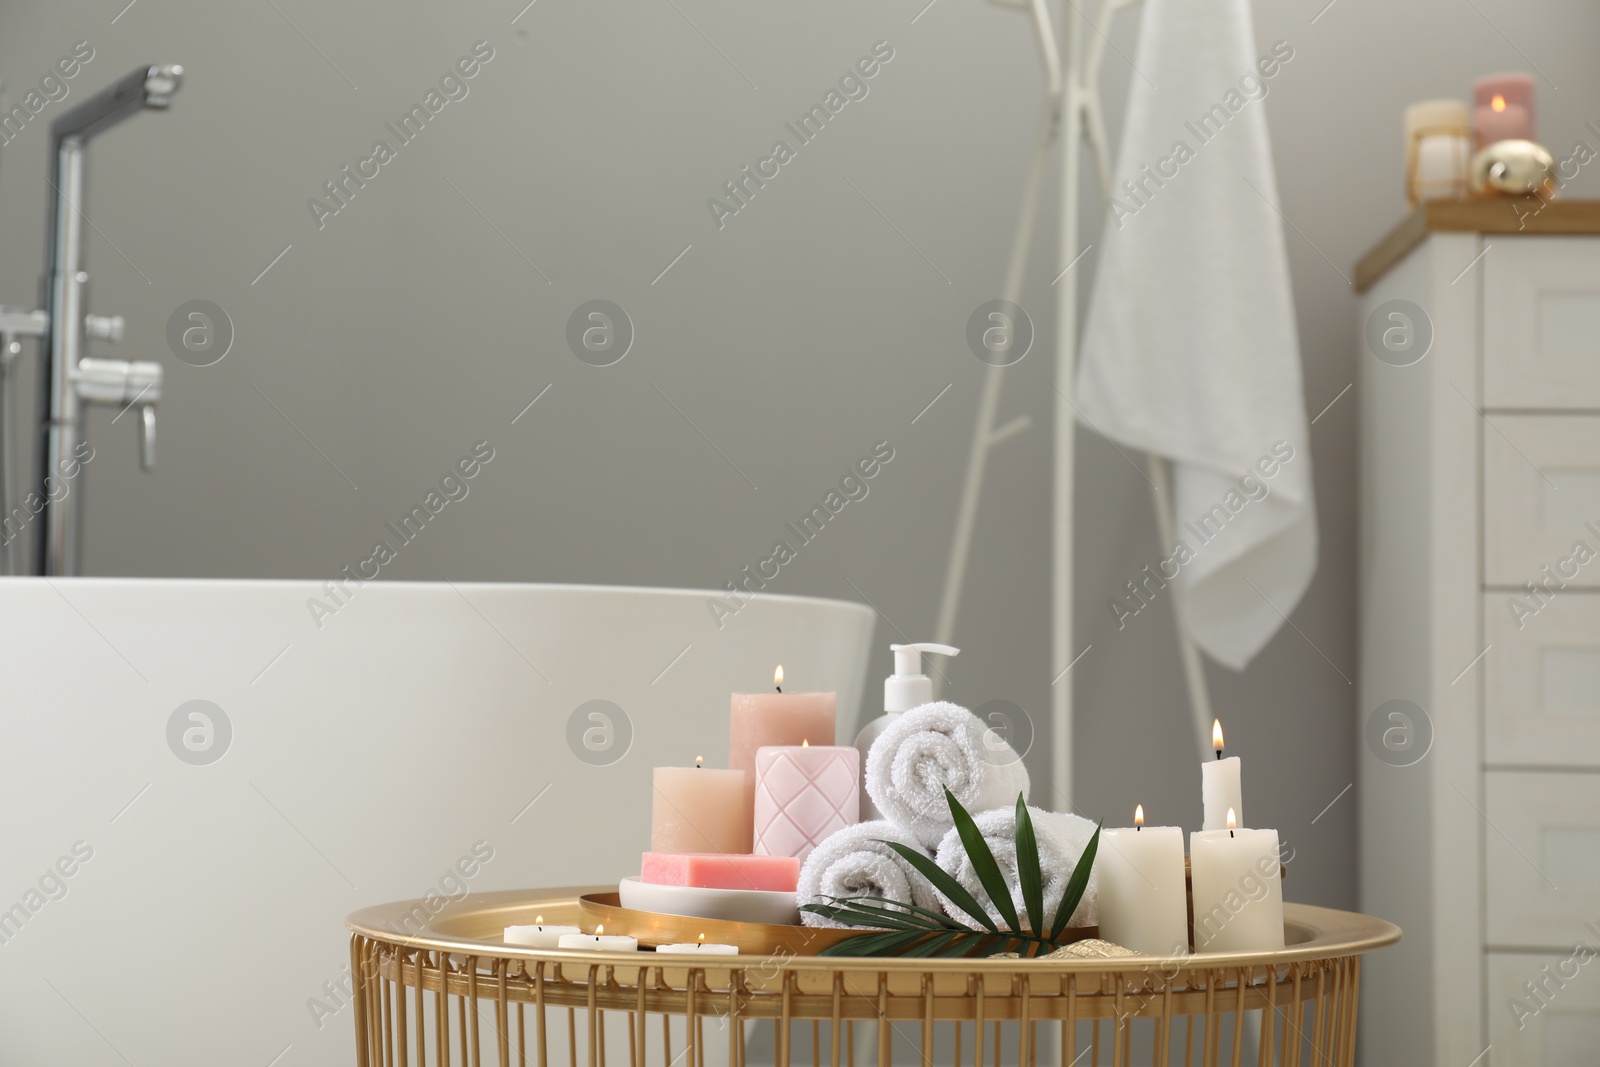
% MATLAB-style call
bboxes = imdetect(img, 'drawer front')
[1485,237,1600,409]
[1488,952,1600,1065]
[1486,772,1600,948]
[1485,594,1600,767]
[1484,416,1600,587]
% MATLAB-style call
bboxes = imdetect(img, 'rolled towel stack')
[797,820,941,928]
[865,701,1031,848]
[933,806,1100,931]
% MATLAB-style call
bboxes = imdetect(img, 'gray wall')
[1,0,1596,921]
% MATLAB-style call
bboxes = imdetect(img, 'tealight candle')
[557,925,639,952]
[729,666,837,852]
[1097,805,1190,956]
[504,915,582,949]
[1189,809,1285,953]
[651,757,746,854]
[1201,720,1243,831]
[655,934,738,955]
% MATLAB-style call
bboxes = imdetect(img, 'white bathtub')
[0,579,875,1066]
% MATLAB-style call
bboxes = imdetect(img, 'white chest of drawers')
[1358,202,1600,1066]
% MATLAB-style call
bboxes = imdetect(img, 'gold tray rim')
[347,887,1401,969]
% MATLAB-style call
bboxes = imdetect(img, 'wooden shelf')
[1354,198,1600,292]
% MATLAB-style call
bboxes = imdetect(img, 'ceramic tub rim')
[0,576,876,616]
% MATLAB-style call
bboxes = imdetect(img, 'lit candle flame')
[774,664,784,690]
[698,933,706,944]
[802,739,810,747]
[1134,804,1144,827]
[1226,808,1238,830]
[595,925,604,935]
[1492,93,1507,113]
[695,756,703,768]
[1212,719,1225,755]
[535,915,544,925]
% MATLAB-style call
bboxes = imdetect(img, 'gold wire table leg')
[416,952,428,1067]
[1229,971,1246,1067]
[1111,980,1125,1067]
[1024,979,1036,1067]
[813,1019,821,1067]
[831,973,844,1067]
[686,970,700,1067]
[877,973,891,1067]
[585,966,599,1067]
[973,978,985,1067]
[1156,980,1173,1067]
[922,974,935,1067]
[779,971,794,1067]
[497,962,511,1067]
[1200,970,1216,1067]
[1064,974,1077,1067]
[468,958,481,1067]
[352,938,371,1067]
[439,955,450,1067]
[1258,967,1275,1067]
[397,951,410,1067]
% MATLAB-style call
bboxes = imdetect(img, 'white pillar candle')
[1097,806,1190,956]
[1189,811,1284,953]
[753,742,859,863]
[504,916,581,948]
[1201,719,1243,831]
[557,926,639,952]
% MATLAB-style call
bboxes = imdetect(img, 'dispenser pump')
[885,642,960,713]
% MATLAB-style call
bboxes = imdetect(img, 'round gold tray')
[575,890,1098,955]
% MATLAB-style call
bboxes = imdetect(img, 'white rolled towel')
[797,821,942,929]
[933,807,1099,931]
[866,701,1031,849]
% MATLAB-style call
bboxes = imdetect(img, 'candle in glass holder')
[729,666,836,851]
[1474,73,1535,147]
[753,741,859,863]
[1404,99,1471,202]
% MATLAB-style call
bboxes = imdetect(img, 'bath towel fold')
[933,806,1099,930]
[797,821,942,929]
[865,701,1031,849]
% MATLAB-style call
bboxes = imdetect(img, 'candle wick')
[1229,830,1234,839]
[1215,750,1222,760]
[775,685,781,693]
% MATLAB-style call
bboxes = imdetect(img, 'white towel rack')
[936,0,1214,808]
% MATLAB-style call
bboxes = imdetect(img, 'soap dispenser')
[855,642,960,819]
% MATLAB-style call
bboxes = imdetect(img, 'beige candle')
[651,757,746,854]
[729,665,836,852]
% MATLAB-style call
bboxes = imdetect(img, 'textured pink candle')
[754,745,859,863]
[1473,73,1535,146]
[640,852,800,892]
[729,683,835,852]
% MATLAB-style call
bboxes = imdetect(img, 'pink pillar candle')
[1473,73,1535,147]
[729,671,836,852]
[753,744,860,863]
[651,759,746,854]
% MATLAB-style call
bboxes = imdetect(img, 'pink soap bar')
[641,852,799,892]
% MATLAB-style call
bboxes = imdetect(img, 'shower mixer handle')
[74,357,162,471]
[84,314,124,343]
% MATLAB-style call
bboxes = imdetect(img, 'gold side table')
[347,886,1399,1067]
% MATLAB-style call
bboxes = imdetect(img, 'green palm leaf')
[799,902,929,931]
[880,841,999,933]
[1013,796,1043,933]
[819,929,926,957]
[945,787,1021,931]
[1048,822,1101,940]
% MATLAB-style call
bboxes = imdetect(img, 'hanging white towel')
[1075,0,1317,670]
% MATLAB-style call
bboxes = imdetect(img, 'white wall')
[0,0,1596,947]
